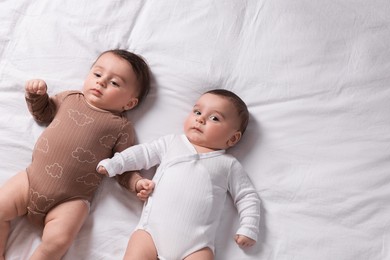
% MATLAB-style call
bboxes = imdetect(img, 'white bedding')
[1,0,390,259]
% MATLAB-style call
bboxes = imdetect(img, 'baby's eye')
[194,110,201,115]
[110,81,120,87]
[94,73,101,77]
[210,116,219,122]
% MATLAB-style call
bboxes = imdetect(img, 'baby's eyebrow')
[92,65,103,70]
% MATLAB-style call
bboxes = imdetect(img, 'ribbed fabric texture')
[25,90,140,224]
[99,134,261,259]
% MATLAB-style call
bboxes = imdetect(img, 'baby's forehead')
[196,94,238,114]
[198,93,233,104]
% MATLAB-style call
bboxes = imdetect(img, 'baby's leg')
[0,171,29,258]
[30,199,89,260]
[184,247,214,260]
[123,229,158,260]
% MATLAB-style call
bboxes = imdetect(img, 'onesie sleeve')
[112,121,142,193]
[25,90,76,124]
[25,92,57,124]
[228,159,261,241]
[98,135,173,177]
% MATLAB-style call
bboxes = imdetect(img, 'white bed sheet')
[1,0,390,259]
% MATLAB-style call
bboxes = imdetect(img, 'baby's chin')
[187,139,226,153]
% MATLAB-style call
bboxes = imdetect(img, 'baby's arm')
[228,161,261,248]
[97,165,155,201]
[97,136,168,177]
[97,135,174,199]
[25,79,62,124]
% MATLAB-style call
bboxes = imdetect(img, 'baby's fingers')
[97,166,109,176]
[235,235,255,248]
[137,190,149,201]
[144,181,155,192]
[25,79,47,95]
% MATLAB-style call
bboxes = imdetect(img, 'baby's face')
[184,93,242,152]
[82,52,139,112]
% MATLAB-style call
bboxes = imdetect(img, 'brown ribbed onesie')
[25,90,141,225]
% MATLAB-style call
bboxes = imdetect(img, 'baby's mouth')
[192,126,202,133]
[91,88,103,96]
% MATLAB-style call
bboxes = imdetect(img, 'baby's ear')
[227,131,242,147]
[123,98,139,111]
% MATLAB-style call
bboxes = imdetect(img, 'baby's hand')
[135,179,155,201]
[97,165,109,176]
[25,79,47,95]
[235,234,256,248]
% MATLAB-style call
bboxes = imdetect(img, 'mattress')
[1,0,389,259]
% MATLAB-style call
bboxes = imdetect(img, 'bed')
[1,0,390,259]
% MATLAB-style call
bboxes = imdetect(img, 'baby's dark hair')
[98,49,151,105]
[205,89,249,135]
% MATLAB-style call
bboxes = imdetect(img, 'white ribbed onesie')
[98,134,260,260]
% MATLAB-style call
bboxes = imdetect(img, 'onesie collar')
[180,134,225,158]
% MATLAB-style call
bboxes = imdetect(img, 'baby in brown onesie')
[0,49,154,260]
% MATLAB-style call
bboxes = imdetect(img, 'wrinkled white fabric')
[1,0,390,259]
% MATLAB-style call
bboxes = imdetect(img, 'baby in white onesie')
[97,89,261,260]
